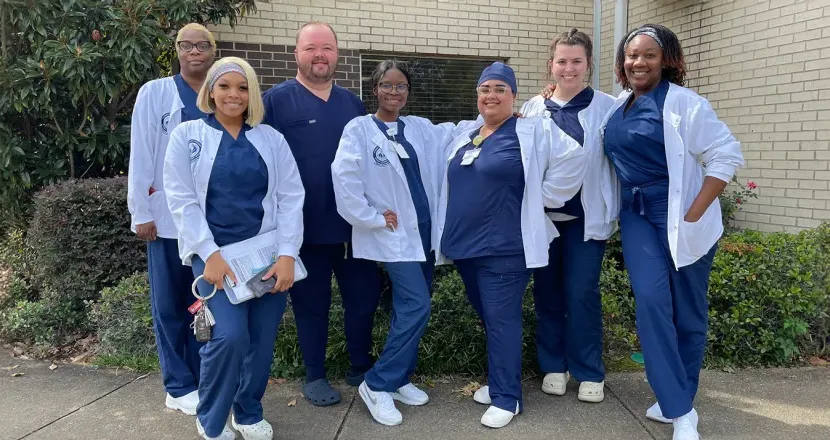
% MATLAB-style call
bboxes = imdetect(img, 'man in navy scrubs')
[262,21,381,407]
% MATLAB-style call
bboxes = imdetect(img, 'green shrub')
[0,291,89,346]
[27,177,146,301]
[706,224,830,366]
[89,272,156,358]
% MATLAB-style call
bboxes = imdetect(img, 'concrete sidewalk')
[2,351,828,440]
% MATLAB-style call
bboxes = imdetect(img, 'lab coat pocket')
[148,190,167,218]
[680,209,714,259]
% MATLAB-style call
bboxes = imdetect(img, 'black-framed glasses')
[379,83,410,94]
[177,41,212,52]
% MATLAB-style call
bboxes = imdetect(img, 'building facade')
[212,0,830,232]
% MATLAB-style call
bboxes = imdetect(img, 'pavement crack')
[333,391,356,440]
[17,374,146,440]
[605,382,659,440]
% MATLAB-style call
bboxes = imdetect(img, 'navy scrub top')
[371,116,431,227]
[262,80,367,245]
[441,116,525,260]
[174,74,207,123]
[603,79,671,189]
[203,115,269,247]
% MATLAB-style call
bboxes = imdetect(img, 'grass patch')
[94,354,160,373]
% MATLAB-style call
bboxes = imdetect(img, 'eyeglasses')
[378,83,410,94]
[177,41,212,53]
[476,85,510,96]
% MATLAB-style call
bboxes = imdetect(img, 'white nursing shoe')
[672,408,700,440]
[473,385,491,405]
[541,372,569,396]
[196,418,236,440]
[646,402,673,424]
[231,415,273,440]
[480,402,520,428]
[165,390,199,415]
[577,380,605,403]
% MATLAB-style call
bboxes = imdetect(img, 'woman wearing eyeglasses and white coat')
[435,62,587,428]
[331,60,475,427]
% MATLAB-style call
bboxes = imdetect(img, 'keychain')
[190,275,217,343]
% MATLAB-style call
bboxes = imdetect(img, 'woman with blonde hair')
[127,22,217,415]
[164,56,305,440]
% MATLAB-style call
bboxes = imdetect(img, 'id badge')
[386,126,398,137]
[460,148,481,166]
[393,142,410,159]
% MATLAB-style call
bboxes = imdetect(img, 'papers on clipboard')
[219,230,307,304]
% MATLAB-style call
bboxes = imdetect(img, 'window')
[360,53,505,124]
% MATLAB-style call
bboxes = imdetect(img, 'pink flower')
[736,198,742,204]
[747,181,757,190]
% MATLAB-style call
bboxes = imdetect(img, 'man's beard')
[299,58,338,84]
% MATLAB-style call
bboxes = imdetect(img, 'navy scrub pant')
[191,256,288,438]
[456,254,531,413]
[533,216,606,382]
[365,222,433,392]
[619,183,716,419]
[147,237,201,398]
[289,243,383,382]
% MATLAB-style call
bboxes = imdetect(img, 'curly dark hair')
[614,24,686,90]
[547,28,594,82]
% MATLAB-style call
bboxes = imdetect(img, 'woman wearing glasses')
[332,60,473,426]
[127,23,218,415]
[435,62,587,428]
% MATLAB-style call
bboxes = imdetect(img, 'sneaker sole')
[541,384,567,396]
[166,399,197,416]
[390,392,429,406]
[231,418,272,440]
[358,383,402,426]
[577,392,605,403]
[646,413,673,424]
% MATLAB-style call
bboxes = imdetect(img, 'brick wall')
[599,0,830,232]
[209,0,594,104]
[215,41,361,93]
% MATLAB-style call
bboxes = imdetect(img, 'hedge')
[83,225,829,376]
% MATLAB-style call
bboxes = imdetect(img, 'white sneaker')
[646,402,673,424]
[541,372,569,396]
[359,381,402,426]
[473,385,491,405]
[166,390,199,415]
[231,415,273,440]
[391,383,429,406]
[480,402,520,428]
[672,408,700,440]
[577,381,605,403]
[196,418,236,440]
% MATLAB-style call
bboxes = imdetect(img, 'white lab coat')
[600,83,744,269]
[127,77,186,239]
[520,90,619,241]
[435,116,587,269]
[332,115,465,263]
[163,119,305,266]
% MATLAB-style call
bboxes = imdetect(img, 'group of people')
[127,19,743,440]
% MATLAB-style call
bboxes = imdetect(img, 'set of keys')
[189,275,218,343]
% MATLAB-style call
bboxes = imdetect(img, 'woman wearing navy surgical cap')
[435,61,587,428]
[603,25,743,440]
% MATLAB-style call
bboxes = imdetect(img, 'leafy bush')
[89,272,155,358]
[719,176,759,230]
[27,177,147,301]
[0,292,89,346]
[0,0,264,226]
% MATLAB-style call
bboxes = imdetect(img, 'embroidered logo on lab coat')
[372,146,390,167]
[188,140,202,162]
[161,112,170,134]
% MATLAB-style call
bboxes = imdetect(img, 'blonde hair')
[196,57,264,126]
[175,23,216,52]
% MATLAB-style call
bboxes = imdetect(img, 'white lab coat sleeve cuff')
[196,241,220,263]
[278,242,299,260]
[705,169,733,184]
[131,213,155,227]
